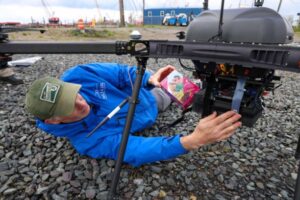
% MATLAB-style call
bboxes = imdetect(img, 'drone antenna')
[217,0,225,40]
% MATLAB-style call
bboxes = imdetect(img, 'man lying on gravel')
[25,63,242,167]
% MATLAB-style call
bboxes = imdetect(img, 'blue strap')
[231,77,246,113]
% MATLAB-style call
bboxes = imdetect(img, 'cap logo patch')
[40,82,60,103]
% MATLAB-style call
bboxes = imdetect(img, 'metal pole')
[119,0,125,27]
[203,0,208,10]
[277,0,282,12]
[142,0,145,25]
[108,57,148,199]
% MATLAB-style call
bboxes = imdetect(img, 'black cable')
[178,58,195,71]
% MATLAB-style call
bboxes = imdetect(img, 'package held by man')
[160,70,200,109]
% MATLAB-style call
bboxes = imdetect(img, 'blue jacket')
[36,63,188,166]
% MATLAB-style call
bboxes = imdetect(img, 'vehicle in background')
[162,13,189,26]
[176,13,188,26]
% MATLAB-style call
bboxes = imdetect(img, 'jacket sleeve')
[61,63,154,90]
[88,134,189,167]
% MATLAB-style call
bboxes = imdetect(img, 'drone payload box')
[160,70,200,109]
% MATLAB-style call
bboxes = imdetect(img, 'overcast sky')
[0,0,299,24]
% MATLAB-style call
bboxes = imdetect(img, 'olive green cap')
[25,77,81,120]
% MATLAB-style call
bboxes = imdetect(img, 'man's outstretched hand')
[180,111,242,150]
[148,65,175,87]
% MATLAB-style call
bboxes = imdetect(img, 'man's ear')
[44,117,61,124]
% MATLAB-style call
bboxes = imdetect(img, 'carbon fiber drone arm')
[1,40,300,73]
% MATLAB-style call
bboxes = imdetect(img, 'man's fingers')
[200,111,217,123]
[216,113,241,131]
[213,111,237,125]
[157,66,175,82]
[217,121,242,141]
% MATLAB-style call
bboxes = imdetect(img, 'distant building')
[144,7,202,25]
[0,22,21,26]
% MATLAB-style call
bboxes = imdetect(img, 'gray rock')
[86,188,96,199]
[36,186,50,195]
[51,193,65,200]
[166,178,176,186]
[96,191,108,200]
[215,194,226,200]
[150,166,162,173]
[3,188,17,195]
[62,171,72,182]
[256,182,264,189]
[0,162,9,171]
[149,190,159,197]
[42,174,50,181]
[246,182,255,191]
[70,180,81,188]
[133,178,143,185]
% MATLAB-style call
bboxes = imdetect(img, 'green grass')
[68,29,116,38]
[293,26,300,32]
[124,24,164,29]
[143,24,164,29]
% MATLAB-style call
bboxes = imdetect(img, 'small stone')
[246,184,255,191]
[36,186,49,195]
[215,194,226,200]
[25,184,36,195]
[42,174,50,181]
[280,190,289,198]
[86,188,96,199]
[51,193,64,200]
[20,136,27,142]
[133,178,143,185]
[159,190,167,198]
[256,182,264,189]
[166,178,176,186]
[291,173,298,180]
[23,149,32,156]
[50,170,62,178]
[217,174,224,183]
[149,190,159,197]
[0,162,9,171]
[70,180,81,188]
[18,158,30,165]
[96,191,108,200]
[3,188,17,195]
[62,172,72,182]
[232,163,239,169]
[190,195,197,200]
[150,166,162,173]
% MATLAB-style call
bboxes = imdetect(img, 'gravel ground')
[1,53,300,200]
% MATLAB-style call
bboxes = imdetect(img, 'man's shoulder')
[64,63,123,75]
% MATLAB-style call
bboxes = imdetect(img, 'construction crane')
[94,0,103,23]
[41,0,59,25]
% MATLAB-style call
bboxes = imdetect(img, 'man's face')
[45,93,90,124]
